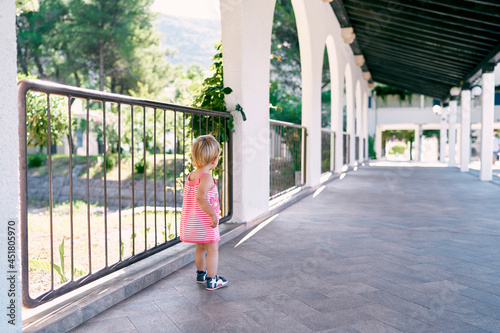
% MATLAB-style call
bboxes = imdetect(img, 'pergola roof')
[330,0,500,100]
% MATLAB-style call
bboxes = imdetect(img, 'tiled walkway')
[70,164,500,333]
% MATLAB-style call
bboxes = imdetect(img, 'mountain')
[155,14,221,70]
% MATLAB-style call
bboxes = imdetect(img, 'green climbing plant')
[184,42,246,177]
[373,85,413,104]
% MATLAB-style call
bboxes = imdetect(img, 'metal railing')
[343,133,350,165]
[19,79,232,308]
[363,138,366,160]
[355,136,360,161]
[321,129,335,174]
[269,120,306,199]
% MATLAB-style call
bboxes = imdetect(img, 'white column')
[448,99,457,167]
[348,99,356,166]
[375,125,382,159]
[417,124,422,162]
[333,100,343,172]
[0,0,22,331]
[221,0,275,221]
[363,92,369,161]
[460,89,471,172]
[355,83,362,163]
[479,65,495,181]
[333,89,343,172]
[358,112,363,163]
[356,105,361,163]
[292,0,324,186]
[439,111,448,163]
[456,123,461,166]
[414,125,420,162]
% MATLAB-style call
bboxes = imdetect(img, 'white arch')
[326,34,343,173]
[363,90,369,161]
[293,0,326,186]
[221,0,371,218]
[355,80,363,162]
[344,62,355,166]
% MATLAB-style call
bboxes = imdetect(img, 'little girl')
[180,134,228,290]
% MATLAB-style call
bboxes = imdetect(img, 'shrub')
[368,136,376,159]
[321,149,331,173]
[28,154,47,168]
[134,158,145,174]
[390,143,407,155]
[101,155,116,170]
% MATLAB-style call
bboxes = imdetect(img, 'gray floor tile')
[173,284,226,307]
[68,317,136,333]
[359,304,431,332]
[245,308,313,333]
[155,296,209,324]
[68,166,500,333]
[86,300,162,323]
[197,298,272,317]
[176,313,267,333]
[347,319,403,333]
[128,311,181,333]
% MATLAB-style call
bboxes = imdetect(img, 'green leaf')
[29,260,52,273]
[53,263,67,283]
[29,260,67,283]
[188,83,202,92]
[59,238,65,280]
[73,261,86,278]
[222,87,232,95]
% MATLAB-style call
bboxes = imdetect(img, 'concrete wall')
[0,0,22,331]
[369,105,500,137]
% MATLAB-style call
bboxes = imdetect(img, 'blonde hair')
[192,134,220,168]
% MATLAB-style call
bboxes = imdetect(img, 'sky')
[151,0,220,20]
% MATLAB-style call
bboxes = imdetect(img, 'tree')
[321,48,331,128]
[270,0,301,97]
[66,0,158,92]
[269,80,301,125]
[16,0,68,78]
[16,0,170,96]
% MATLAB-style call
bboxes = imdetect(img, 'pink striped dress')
[180,172,220,243]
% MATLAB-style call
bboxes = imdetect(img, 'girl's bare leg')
[195,243,206,271]
[205,242,219,278]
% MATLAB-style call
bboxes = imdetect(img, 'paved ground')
[69,163,500,333]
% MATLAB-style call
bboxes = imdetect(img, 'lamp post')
[439,102,448,163]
